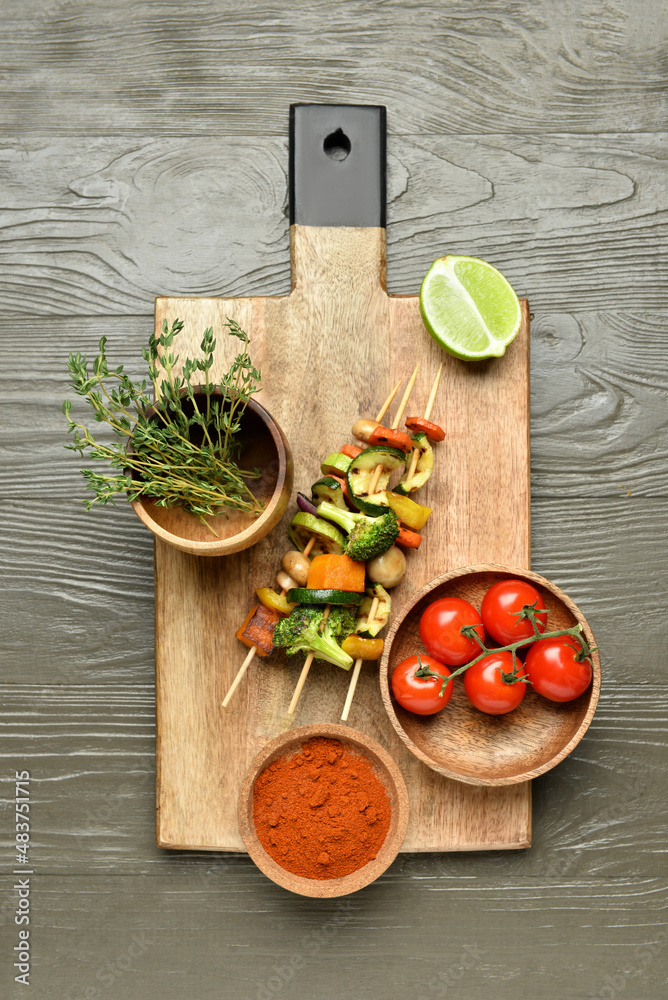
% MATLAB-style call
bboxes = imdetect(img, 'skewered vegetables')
[351,418,379,442]
[355,584,392,636]
[311,476,349,510]
[385,492,432,530]
[307,554,366,593]
[320,452,352,477]
[289,512,345,554]
[366,547,406,588]
[346,446,406,515]
[317,501,400,562]
[286,588,364,606]
[341,635,384,660]
[281,550,310,586]
[394,433,433,494]
[368,425,414,453]
[405,417,445,442]
[273,605,357,669]
[236,604,283,656]
[256,587,296,615]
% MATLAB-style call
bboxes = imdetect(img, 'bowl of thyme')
[63,317,293,556]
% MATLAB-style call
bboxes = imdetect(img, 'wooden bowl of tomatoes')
[379,565,601,786]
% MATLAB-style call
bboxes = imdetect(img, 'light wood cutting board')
[153,106,531,852]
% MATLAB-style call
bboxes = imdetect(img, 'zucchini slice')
[394,432,434,494]
[288,512,345,555]
[346,446,406,517]
[286,588,364,606]
[355,584,391,637]
[320,452,352,477]
[311,476,348,510]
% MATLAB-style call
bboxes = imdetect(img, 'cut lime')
[419,256,521,361]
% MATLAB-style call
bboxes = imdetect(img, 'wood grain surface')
[1,1,668,997]
[154,225,530,853]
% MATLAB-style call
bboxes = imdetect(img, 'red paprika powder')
[252,737,392,880]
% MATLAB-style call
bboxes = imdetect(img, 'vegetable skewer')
[226,386,396,710]
[406,364,442,482]
[367,365,419,497]
[222,536,316,708]
[286,375,420,713]
[340,367,443,720]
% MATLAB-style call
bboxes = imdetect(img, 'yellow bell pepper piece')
[256,588,296,616]
[341,635,384,661]
[385,492,432,530]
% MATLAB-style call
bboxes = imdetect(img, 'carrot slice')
[307,554,366,592]
[368,425,414,453]
[340,443,362,459]
[405,417,445,442]
[395,526,422,549]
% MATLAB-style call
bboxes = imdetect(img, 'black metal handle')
[289,104,386,228]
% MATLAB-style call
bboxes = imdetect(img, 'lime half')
[419,255,521,361]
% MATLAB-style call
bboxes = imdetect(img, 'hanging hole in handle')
[323,128,351,161]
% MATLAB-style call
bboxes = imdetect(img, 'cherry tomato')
[391,654,453,715]
[419,597,485,666]
[480,578,548,645]
[525,637,593,702]
[463,650,527,715]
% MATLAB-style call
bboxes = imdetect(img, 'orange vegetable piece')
[236,604,282,656]
[340,443,362,459]
[405,416,445,442]
[396,526,422,549]
[368,425,414,453]
[307,554,366,593]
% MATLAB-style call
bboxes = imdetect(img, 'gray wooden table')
[1,2,667,998]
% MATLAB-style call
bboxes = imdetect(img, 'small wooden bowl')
[238,723,409,897]
[130,396,293,557]
[379,565,601,786]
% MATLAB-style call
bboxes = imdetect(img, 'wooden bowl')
[130,396,293,557]
[379,565,601,786]
[237,723,409,897]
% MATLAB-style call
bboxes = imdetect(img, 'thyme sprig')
[414,602,598,696]
[62,317,264,532]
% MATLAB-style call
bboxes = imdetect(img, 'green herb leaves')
[63,318,264,531]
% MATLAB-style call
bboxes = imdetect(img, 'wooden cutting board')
[153,106,531,852]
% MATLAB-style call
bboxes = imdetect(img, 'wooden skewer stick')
[375,381,401,423]
[423,363,443,422]
[224,537,317,708]
[303,536,316,559]
[340,596,380,722]
[367,365,420,496]
[407,363,443,482]
[288,605,331,715]
[391,364,420,430]
[222,645,257,708]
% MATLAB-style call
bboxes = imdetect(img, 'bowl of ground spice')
[238,724,409,897]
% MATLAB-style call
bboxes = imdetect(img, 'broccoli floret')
[273,605,355,670]
[327,606,357,641]
[317,501,399,561]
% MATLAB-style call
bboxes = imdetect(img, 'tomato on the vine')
[391,654,453,715]
[419,597,485,666]
[463,650,527,715]
[525,637,592,702]
[480,578,547,645]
